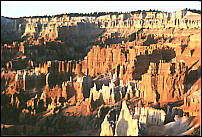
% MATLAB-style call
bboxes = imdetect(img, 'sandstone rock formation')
[100,114,114,136]
[1,9,201,136]
[114,101,138,136]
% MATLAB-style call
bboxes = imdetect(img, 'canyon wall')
[2,10,201,43]
[1,10,201,135]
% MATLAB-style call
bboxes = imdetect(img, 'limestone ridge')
[1,10,200,43]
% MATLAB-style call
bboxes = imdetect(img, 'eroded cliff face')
[1,10,201,63]
[1,10,201,136]
[1,16,26,42]
[2,11,201,41]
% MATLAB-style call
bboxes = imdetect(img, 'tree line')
[19,9,167,18]
[183,8,201,14]
[3,8,201,19]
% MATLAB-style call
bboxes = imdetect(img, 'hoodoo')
[1,2,201,136]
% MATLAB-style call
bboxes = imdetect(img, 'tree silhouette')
[183,8,201,14]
